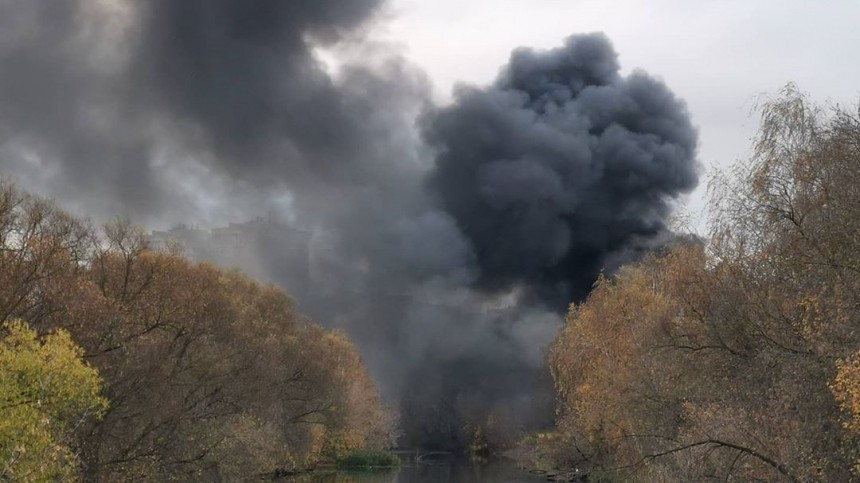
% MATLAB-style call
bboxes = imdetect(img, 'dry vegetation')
[0,184,396,480]
[549,86,860,481]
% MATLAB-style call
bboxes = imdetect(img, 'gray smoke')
[423,33,699,308]
[0,1,698,450]
[0,0,431,228]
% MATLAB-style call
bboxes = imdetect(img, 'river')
[286,455,550,483]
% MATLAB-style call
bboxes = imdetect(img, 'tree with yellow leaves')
[0,319,107,481]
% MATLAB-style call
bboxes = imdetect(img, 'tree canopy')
[0,181,395,480]
[549,86,860,481]
[1,320,107,481]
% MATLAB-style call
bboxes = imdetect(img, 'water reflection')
[288,458,546,483]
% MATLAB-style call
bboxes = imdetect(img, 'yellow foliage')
[550,257,680,454]
[0,320,107,481]
[832,353,860,438]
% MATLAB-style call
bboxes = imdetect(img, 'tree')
[0,319,107,481]
[549,87,860,481]
[0,180,397,480]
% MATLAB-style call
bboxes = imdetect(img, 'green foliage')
[337,450,399,469]
[0,319,107,481]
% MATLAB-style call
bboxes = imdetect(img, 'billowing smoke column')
[423,33,699,308]
[0,0,698,450]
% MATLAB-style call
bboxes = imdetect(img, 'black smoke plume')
[0,1,697,449]
[423,33,699,308]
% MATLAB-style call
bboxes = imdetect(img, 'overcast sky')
[379,0,860,229]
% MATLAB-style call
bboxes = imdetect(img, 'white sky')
[379,0,860,231]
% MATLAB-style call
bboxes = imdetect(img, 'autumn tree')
[0,179,94,329]
[0,319,107,481]
[549,87,860,481]
[0,179,396,481]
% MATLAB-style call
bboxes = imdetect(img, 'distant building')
[149,223,209,256]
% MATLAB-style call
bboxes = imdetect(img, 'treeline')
[549,87,860,481]
[0,184,395,481]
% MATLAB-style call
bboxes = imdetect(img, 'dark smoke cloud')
[0,0,431,227]
[0,1,698,449]
[423,33,699,308]
[0,0,481,444]
[131,0,400,184]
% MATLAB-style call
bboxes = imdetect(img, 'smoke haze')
[0,0,698,448]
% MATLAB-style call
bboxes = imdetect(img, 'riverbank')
[503,433,591,483]
[278,452,549,482]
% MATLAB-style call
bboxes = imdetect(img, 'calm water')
[287,457,547,483]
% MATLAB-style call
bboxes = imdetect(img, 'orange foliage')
[549,89,860,481]
[0,180,395,480]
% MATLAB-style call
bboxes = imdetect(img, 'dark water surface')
[288,457,547,483]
